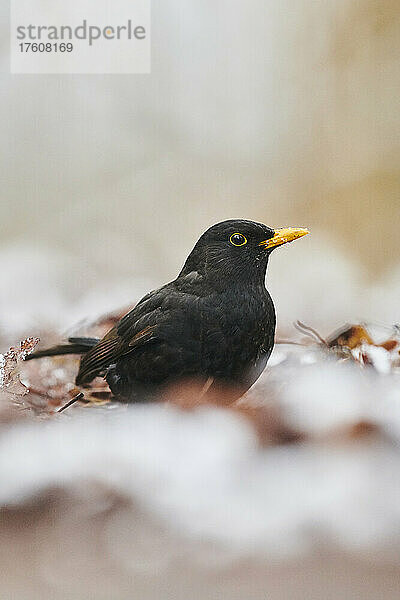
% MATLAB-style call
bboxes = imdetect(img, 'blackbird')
[27,220,308,402]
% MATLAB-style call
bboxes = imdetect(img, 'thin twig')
[57,392,84,413]
[275,340,307,346]
[294,321,327,346]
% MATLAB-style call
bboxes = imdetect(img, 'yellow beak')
[259,227,309,249]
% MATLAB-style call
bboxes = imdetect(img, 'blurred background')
[0,3,400,599]
[0,0,399,344]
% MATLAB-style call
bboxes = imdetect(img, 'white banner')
[11,0,151,74]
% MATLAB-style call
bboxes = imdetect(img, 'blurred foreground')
[0,312,400,599]
[1,0,400,596]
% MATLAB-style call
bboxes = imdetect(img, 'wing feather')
[75,285,178,385]
[76,337,122,384]
[76,324,159,385]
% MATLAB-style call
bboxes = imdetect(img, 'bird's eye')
[229,233,247,247]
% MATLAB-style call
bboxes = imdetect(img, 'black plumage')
[27,219,308,402]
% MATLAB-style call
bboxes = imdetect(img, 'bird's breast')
[197,287,275,384]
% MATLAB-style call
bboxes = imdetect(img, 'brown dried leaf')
[379,339,398,352]
[328,325,373,349]
[0,337,39,396]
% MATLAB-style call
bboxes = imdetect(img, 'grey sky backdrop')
[0,0,399,341]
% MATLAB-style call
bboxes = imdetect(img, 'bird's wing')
[75,288,170,385]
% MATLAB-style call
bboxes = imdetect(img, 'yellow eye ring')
[229,233,247,247]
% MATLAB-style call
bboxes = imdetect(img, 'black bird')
[27,220,308,402]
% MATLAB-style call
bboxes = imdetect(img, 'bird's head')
[180,219,309,284]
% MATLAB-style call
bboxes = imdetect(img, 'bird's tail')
[25,337,99,361]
